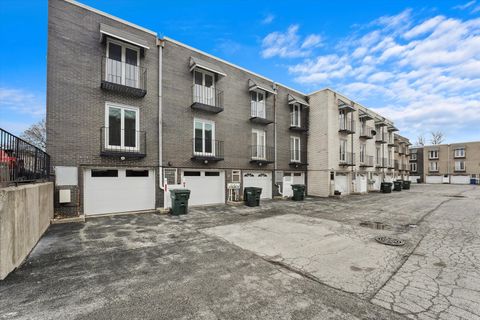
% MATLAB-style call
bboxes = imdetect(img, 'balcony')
[289,150,308,167]
[249,145,274,165]
[394,160,399,170]
[101,57,147,98]
[359,125,374,139]
[191,85,224,113]
[191,139,224,162]
[401,164,408,171]
[250,101,273,125]
[387,138,395,147]
[376,157,387,168]
[398,147,405,155]
[339,152,355,166]
[100,127,146,158]
[454,166,466,172]
[339,120,355,134]
[375,132,387,143]
[289,112,308,132]
[359,155,374,167]
[387,159,394,169]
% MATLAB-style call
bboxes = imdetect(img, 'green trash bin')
[244,187,261,207]
[381,182,392,193]
[170,189,191,215]
[291,184,306,201]
[402,180,411,190]
[393,181,402,191]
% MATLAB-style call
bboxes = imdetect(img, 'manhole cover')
[360,221,390,230]
[375,236,405,246]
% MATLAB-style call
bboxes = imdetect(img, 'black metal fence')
[0,128,50,185]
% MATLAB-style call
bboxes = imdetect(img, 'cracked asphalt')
[0,184,478,320]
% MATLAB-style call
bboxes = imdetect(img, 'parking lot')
[1,184,479,320]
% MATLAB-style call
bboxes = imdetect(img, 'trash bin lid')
[170,189,191,194]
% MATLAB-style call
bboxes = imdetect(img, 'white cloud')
[261,14,275,25]
[453,1,476,10]
[261,25,322,58]
[284,10,480,142]
[0,87,45,116]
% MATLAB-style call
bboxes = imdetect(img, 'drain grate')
[375,236,405,246]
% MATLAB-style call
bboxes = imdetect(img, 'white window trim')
[454,148,465,158]
[340,139,347,162]
[410,163,417,172]
[411,153,417,160]
[291,103,301,127]
[106,38,140,88]
[429,150,439,159]
[429,161,438,171]
[360,144,366,163]
[193,118,215,156]
[455,160,465,171]
[251,90,266,118]
[193,69,216,106]
[104,102,140,151]
[290,136,301,162]
[252,129,266,160]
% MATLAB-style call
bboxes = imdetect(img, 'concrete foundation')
[0,182,53,280]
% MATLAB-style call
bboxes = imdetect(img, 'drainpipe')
[273,83,280,195]
[351,103,355,192]
[157,38,164,190]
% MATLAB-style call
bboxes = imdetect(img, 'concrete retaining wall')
[0,182,53,280]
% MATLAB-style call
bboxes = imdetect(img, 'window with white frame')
[454,148,465,158]
[193,69,215,106]
[252,129,266,159]
[455,160,465,171]
[410,153,417,160]
[429,161,438,171]
[340,139,347,162]
[291,103,301,127]
[105,102,139,150]
[429,150,439,159]
[106,39,140,88]
[410,162,417,172]
[231,170,241,182]
[376,147,381,165]
[194,118,215,156]
[290,136,301,162]
[339,110,349,130]
[360,144,366,163]
[251,90,266,118]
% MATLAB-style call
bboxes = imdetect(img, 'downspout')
[273,83,281,195]
[157,38,164,190]
[351,103,355,192]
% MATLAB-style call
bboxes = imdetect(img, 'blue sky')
[1,0,479,144]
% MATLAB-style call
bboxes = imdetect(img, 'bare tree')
[416,135,425,146]
[21,118,46,150]
[430,131,445,145]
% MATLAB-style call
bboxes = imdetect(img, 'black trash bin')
[291,184,306,201]
[244,187,262,207]
[381,182,392,193]
[402,180,411,190]
[170,189,191,215]
[393,181,402,191]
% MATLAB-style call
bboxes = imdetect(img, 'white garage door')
[426,175,442,184]
[372,174,381,191]
[451,175,470,184]
[283,172,305,197]
[335,174,349,194]
[183,170,225,206]
[409,176,420,183]
[84,168,155,216]
[356,174,367,193]
[243,171,272,199]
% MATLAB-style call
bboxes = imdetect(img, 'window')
[360,144,366,163]
[91,169,118,177]
[105,103,139,150]
[339,110,348,130]
[251,90,265,118]
[126,170,149,177]
[340,139,347,161]
[454,148,465,158]
[205,171,220,176]
[291,103,301,127]
[290,136,301,162]
[194,119,215,156]
[429,150,439,159]
[231,170,241,182]
[410,163,417,172]
[455,161,465,171]
[184,171,201,176]
[429,161,438,171]
[252,129,266,159]
[193,69,216,106]
[106,39,140,88]
[410,153,417,160]
[376,147,381,165]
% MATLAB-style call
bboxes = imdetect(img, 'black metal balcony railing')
[375,132,387,143]
[359,125,374,139]
[289,150,308,166]
[359,155,374,167]
[191,138,224,162]
[454,165,466,172]
[394,160,399,170]
[101,57,147,97]
[401,164,408,171]
[191,85,224,113]
[398,147,405,155]
[339,120,355,134]
[376,157,387,168]
[290,112,308,132]
[249,145,274,164]
[250,101,273,125]
[388,137,395,146]
[0,128,50,186]
[100,127,146,158]
[387,159,394,169]
[339,152,355,166]
[453,152,466,159]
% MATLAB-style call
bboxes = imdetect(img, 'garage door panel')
[243,171,272,199]
[426,175,442,184]
[183,170,225,206]
[335,175,348,194]
[451,175,470,184]
[84,168,155,216]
